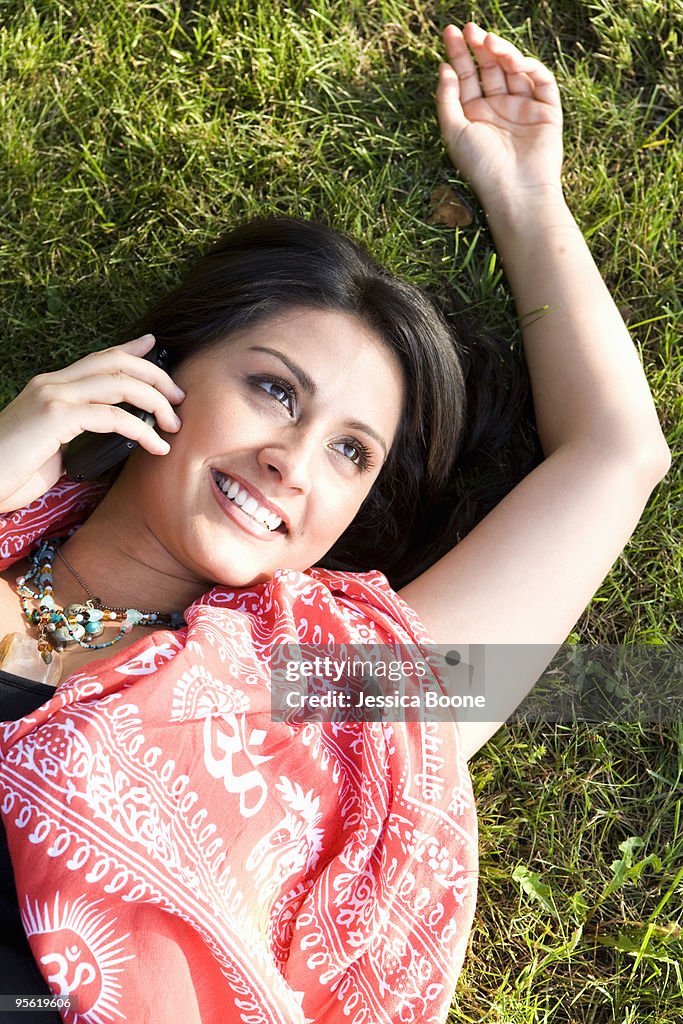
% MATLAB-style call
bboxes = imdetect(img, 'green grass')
[1,1,681,1020]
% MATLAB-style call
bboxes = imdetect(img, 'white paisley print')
[0,478,478,1023]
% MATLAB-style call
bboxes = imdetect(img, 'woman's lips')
[213,469,289,529]
[209,470,286,541]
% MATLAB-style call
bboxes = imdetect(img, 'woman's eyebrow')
[247,345,316,395]
[247,344,388,456]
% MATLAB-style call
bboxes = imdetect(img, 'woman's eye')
[332,440,374,471]
[256,378,295,413]
[339,441,359,461]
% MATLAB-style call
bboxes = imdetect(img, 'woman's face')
[121,306,405,588]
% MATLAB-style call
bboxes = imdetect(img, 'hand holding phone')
[64,340,174,481]
[0,335,184,512]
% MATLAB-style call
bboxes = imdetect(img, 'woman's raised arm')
[399,23,672,759]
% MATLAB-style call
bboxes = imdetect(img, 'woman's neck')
[56,488,213,615]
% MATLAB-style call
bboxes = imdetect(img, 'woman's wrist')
[479,182,568,228]
[480,185,577,253]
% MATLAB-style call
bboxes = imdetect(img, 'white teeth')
[215,473,283,531]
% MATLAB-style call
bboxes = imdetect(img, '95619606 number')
[0,995,78,1012]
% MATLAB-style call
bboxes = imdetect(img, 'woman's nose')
[257,436,315,493]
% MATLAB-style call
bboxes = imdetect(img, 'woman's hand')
[0,334,185,513]
[436,22,563,209]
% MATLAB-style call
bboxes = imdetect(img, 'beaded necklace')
[15,538,186,666]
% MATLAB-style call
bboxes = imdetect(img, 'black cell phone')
[64,343,169,482]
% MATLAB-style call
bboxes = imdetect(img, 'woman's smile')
[209,468,288,540]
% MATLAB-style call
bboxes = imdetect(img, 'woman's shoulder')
[190,566,435,669]
[211,565,435,649]
[306,566,435,646]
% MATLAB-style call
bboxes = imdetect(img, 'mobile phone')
[64,342,170,481]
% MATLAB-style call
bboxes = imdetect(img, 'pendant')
[0,632,62,686]
[52,623,86,644]
[63,604,104,637]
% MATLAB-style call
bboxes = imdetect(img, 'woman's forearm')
[483,188,671,466]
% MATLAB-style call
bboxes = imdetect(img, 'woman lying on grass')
[0,20,671,1024]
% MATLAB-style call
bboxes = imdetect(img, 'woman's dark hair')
[128,215,543,590]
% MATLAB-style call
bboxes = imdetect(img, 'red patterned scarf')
[0,478,478,1023]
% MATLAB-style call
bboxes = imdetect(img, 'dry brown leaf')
[427,186,473,228]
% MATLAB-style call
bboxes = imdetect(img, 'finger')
[484,32,561,108]
[500,54,561,108]
[442,24,482,104]
[436,61,468,137]
[119,333,157,355]
[43,341,186,404]
[58,404,172,455]
[506,70,534,97]
[45,374,183,434]
[462,22,508,98]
